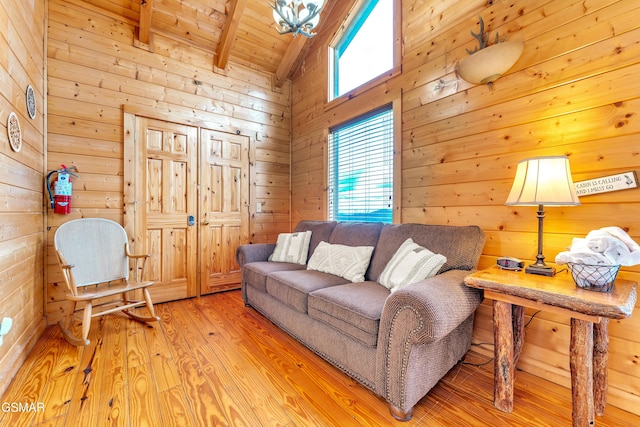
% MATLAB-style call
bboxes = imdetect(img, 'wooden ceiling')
[84,0,341,87]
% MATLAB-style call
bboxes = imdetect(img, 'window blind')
[328,105,393,223]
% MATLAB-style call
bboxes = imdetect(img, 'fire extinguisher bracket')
[47,165,78,214]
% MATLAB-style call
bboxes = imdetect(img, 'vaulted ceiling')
[85,0,342,87]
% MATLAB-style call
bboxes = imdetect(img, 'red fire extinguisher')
[47,165,78,215]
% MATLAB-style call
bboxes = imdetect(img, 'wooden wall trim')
[123,104,258,136]
[392,96,402,223]
[42,0,50,333]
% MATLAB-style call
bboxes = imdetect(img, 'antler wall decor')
[457,16,524,88]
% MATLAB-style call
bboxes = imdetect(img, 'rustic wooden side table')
[464,265,637,427]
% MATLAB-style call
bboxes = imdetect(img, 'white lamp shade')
[505,156,581,206]
[458,41,524,85]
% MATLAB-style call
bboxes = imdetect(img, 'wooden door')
[199,129,250,295]
[129,116,198,303]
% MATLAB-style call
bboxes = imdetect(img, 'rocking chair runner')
[54,218,160,346]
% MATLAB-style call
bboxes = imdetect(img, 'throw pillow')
[307,241,374,282]
[269,231,312,265]
[379,238,447,293]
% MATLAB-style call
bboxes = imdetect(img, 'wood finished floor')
[1,290,639,427]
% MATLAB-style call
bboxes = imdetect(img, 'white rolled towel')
[569,237,589,252]
[555,227,640,267]
[555,251,611,265]
[603,240,631,264]
[587,227,640,266]
[599,226,640,251]
[618,251,640,266]
[586,230,619,253]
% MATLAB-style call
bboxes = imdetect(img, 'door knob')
[202,219,210,225]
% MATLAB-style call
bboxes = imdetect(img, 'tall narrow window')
[329,0,396,100]
[328,105,393,223]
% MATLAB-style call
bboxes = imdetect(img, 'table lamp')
[505,156,581,276]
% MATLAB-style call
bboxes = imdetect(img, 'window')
[328,105,394,223]
[329,0,396,100]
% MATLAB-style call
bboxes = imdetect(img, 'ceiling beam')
[138,0,154,45]
[273,35,308,89]
[215,0,247,70]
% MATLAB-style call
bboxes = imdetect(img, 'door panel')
[134,117,198,303]
[125,114,251,301]
[200,129,250,295]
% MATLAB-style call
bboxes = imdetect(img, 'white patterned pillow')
[269,231,312,265]
[379,238,447,292]
[307,241,374,282]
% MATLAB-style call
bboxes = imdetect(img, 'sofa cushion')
[242,261,306,293]
[269,231,312,264]
[369,223,485,282]
[308,282,389,347]
[293,220,338,261]
[379,238,447,293]
[266,269,349,313]
[307,242,374,282]
[327,222,384,280]
[328,221,383,247]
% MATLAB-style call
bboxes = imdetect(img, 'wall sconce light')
[457,17,524,88]
[505,156,581,276]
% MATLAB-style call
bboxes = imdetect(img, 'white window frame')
[327,0,401,103]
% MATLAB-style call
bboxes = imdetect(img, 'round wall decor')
[26,85,36,119]
[7,112,22,152]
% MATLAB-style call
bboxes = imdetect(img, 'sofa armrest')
[379,269,483,345]
[375,269,483,416]
[236,243,276,266]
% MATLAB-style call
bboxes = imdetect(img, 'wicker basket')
[567,262,620,292]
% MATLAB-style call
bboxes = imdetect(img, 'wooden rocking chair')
[54,218,160,346]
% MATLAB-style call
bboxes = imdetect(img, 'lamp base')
[525,264,556,277]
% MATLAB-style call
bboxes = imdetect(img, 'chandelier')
[271,0,325,38]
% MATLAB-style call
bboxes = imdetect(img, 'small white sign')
[574,171,638,196]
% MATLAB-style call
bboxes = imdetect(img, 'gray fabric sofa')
[236,220,485,421]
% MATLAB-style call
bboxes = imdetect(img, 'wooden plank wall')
[0,0,47,396]
[291,0,640,416]
[45,0,291,320]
